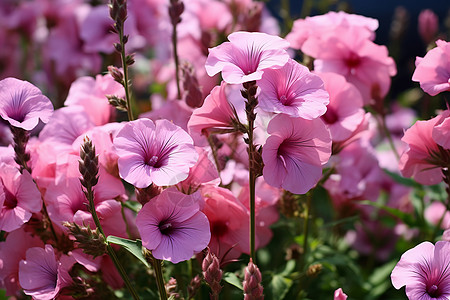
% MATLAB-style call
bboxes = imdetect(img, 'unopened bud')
[107,95,128,112]
[169,0,184,25]
[125,54,135,66]
[79,136,99,189]
[114,42,123,53]
[307,263,322,277]
[419,9,438,45]
[188,275,202,299]
[135,185,163,206]
[202,250,222,297]
[108,65,124,83]
[243,259,263,300]
[181,62,203,108]
[64,222,106,258]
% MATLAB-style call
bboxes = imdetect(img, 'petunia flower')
[0,77,53,130]
[391,241,450,299]
[262,113,331,194]
[18,245,74,300]
[432,109,450,149]
[205,31,290,84]
[136,187,210,263]
[114,118,198,188]
[257,59,329,119]
[412,40,450,96]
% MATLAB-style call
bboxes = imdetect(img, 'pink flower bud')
[202,250,223,297]
[418,9,438,45]
[243,259,264,300]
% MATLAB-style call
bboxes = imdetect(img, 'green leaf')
[368,260,397,286]
[106,236,149,268]
[359,200,415,226]
[382,169,421,188]
[266,274,293,300]
[223,272,243,290]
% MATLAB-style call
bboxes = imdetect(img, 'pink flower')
[399,115,444,185]
[19,245,74,300]
[0,163,42,232]
[318,72,365,142]
[205,31,290,84]
[262,114,331,194]
[201,185,250,260]
[0,78,53,130]
[286,11,379,49]
[433,110,450,149]
[334,288,348,300]
[257,59,329,119]
[418,9,439,45]
[391,241,450,299]
[188,82,238,144]
[136,187,210,263]
[65,73,124,126]
[413,40,450,96]
[114,118,198,188]
[425,202,450,229]
[302,26,396,104]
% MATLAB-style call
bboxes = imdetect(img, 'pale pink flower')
[413,40,450,96]
[418,9,439,45]
[302,26,396,104]
[0,228,44,296]
[425,201,450,229]
[0,78,53,130]
[432,110,450,149]
[399,115,444,185]
[114,118,198,188]
[257,59,329,119]
[262,113,331,194]
[65,73,124,126]
[187,82,239,144]
[318,72,365,142]
[391,241,450,299]
[19,245,74,300]
[286,11,379,49]
[140,98,193,133]
[136,187,210,263]
[201,185,249,261]
[334,288,348,300]
[0,163,42,232]
[205,31,290,84]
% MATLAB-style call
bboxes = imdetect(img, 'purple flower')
[205,31,290,84]
[391,241,450,299]
[0,77,53,130]
[114,118,198,188]
[18,245,73,300]
[136,187,211,263]
[257,58,329,119]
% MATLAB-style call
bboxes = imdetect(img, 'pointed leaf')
[107,236,149,268]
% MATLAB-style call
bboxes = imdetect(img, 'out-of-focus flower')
[318,72,365,142]
[205,31,290,84]
[19,245,74,300]
[334,288,348,300]
[0,78,53,131]
[413,40,450,96]
[114,118,198,188]
[0,163,42,232]
[257,59,329,119]
[432,110,450,149]
[262,113,331,194]
[391,241,450,299]
[136,187,210,263]
[302,26,396,104]
[418,9,439,45]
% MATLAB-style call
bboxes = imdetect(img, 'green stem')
[207,135,221,175]
[86,188,140,300]
[154,257,168,300]
[248,117,256,261]
[119,25,134,121]
[302,194,311,265]
[172,22,181,99]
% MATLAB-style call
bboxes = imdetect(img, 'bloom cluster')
[0,1,449,300]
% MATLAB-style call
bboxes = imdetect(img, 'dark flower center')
[427,284,440,297]
[3,186,17,209]
[211,221,228,237]
[322,107,338,124]
[345,53,361,74]
[146,155,161,168]
[159,221,175,235]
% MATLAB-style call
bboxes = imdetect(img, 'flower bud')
[243,259,264,300]
[202,250,223,297]
[419,9,439,45]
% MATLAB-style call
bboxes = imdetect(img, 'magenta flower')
[413,40,450,96]
[262,113,331,194]
[114,118,198,188]
[0,163,42,232]
[19,245,73,300]
[391,241,450,299]
[257,59,329,119]
[136,187,210,263]
[0,77,53,130]
[205,31,290,84]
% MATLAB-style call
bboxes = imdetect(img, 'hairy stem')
[118,26,134,121]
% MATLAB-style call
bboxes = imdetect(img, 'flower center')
[147,155,159,167]
[159,222,174,235]
[427,284,440,297]
[322,107,338,124]
[3,186,17,209]
[345,53,361,75]
[211,221,228,237]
